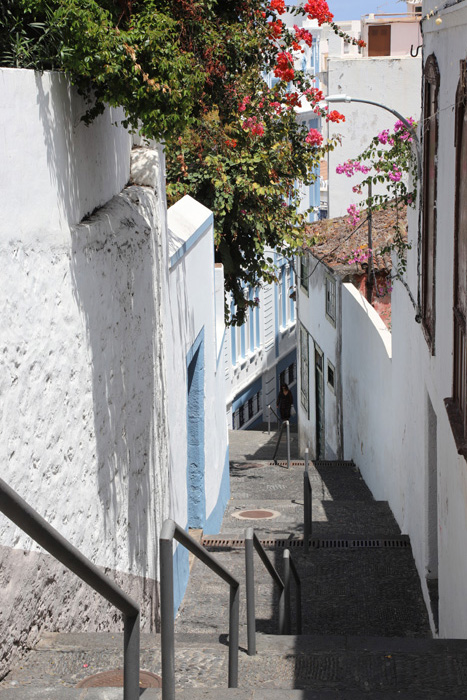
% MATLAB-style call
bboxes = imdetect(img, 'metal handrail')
[160,519,240,699]
[245,528,302,653]
[303,448,312,553]
[245,527,285,655]
[283,550,302,635]
[0,477,140,700]
[272,419,290,468]
[267,404,281,434]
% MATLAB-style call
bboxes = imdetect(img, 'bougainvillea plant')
[336,118,417,283]
[0,0,358,323]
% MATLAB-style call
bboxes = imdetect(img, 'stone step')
[3,633,467,698]
[175,540,430,639]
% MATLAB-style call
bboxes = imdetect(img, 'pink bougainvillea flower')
[305,128,323,146]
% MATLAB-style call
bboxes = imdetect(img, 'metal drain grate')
[313,460,356,468]
[201,536,410,549]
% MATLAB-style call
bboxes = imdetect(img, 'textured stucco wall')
[0,69,169,677]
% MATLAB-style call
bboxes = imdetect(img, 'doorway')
[186,332,205,529]
[315,344,325,459]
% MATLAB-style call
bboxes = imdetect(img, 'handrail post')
[286,420,291,469]
[304,448,311,554]
[160,532,176,700]
[267,405,271,435]
[245,527,256,656]
[229,584,240,687]
[283,550,291,634]
[124,612,140,700]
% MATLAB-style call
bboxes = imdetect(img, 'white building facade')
[0,68,228,674]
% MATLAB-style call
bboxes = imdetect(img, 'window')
[447,60,467,453]
[325,275,336,325]
[368,25,391,57]
[300,254,309,293]
[421,54,439,351]
[327,361,335,392]
[300,324,310,416]
[280,362,297,389]
[232,390,262,429]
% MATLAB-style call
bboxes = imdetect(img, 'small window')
[239,405,245,427]
[327,361,335,391]
[325,276,336,325]
[288,362,295,385]
[300,255,309,293]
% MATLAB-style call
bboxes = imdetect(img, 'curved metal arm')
[160,519,240,699]
[0,477,140,700]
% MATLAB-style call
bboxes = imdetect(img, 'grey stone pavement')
[3,428,467,698]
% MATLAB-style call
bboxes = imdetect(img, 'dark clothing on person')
[277,389,293,420]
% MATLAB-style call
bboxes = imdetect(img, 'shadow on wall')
[70,187,168,581]
[35,72,129,228]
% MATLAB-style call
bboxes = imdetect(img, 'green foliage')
[0,0,349,323]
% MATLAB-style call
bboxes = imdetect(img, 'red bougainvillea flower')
[293,25,313,47]
[225,138,237,148]
[327,109,346,123]
[270,0,286,14]
[274,51,294,81]
[268,19,283,40]
[303,0,334,25]
[305,128,323,146]
[286,92,302,108]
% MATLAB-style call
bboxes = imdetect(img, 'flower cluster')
[274,51,294,82]
[242,116,265,136]
[268,19,283,40]
[346,203,361,228]
[238,95,251,112]
[336,159,371,177]
[326,109,346,124]
[303,0,334,25]
[285,92,302,109]
[270,0,286,14]
[293,25,313,47]
[388,165,402,182]
[305,128,323,146]
[225,138,237,149]
[394,117,415,142]
[346,243,372,265]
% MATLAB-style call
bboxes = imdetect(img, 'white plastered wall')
[389,1,467,637]
[166,196,228,533]
[0,69,170,674]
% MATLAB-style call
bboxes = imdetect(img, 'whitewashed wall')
[166,196,229,534]
[0,69,169,676]
[0,68,131,239]
[297,257,342,460]
[341,283,393,492]
[326,55,421,218]
[389,0,467,638]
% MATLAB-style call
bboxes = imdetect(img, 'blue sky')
[329,0,406,20]
[287,0,408,20]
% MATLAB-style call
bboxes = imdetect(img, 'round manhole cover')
[76,669,162,688]
[232,509,280,520]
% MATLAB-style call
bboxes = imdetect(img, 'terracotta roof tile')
[303,203,407,274]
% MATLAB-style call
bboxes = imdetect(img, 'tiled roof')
[303,203,407,274]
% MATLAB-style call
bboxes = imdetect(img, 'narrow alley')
[3,428,467,698]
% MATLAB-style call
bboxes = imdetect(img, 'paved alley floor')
[4,428,467,697]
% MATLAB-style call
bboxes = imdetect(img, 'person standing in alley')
[276,383,294,421]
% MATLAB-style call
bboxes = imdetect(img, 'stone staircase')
[2,430,467,698]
